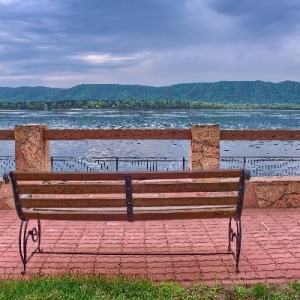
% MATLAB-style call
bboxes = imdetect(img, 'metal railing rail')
[2,155,300,177]
[50,156,189,172]
[220,156,300,177]
[0,156,15,176]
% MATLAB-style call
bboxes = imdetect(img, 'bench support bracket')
[125,175,134,222]
[19,220,42,274]
[228,218,242,273]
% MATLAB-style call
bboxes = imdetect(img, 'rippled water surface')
[1,109,300,130]
[0,109,299,158]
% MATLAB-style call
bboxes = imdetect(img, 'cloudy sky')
[1,0,300,88]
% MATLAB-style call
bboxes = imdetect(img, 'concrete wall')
[245,176,300,208]
[0,181,14,210]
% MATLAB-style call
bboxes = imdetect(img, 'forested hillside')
[0,81,300,109]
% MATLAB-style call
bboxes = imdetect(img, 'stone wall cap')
[190,124,219,127]
[250,176,300,183]
[15,124,47,127]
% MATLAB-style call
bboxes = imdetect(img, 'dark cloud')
[208,0,300,39]
[0,0,300,87]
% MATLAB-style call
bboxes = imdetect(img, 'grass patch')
[0,275,299,300]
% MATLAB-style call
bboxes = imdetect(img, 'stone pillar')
[190,124,220,170]
[14,124,50,171]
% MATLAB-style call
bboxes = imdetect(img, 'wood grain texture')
[23,206,236,221]
[17,183,126,194]
[220,129,300,140]
[23,211,128,221]
[0,130,14,140]
[17,181,239,195]
[11,169,243,181]
[43,129,191,140]
[21,195,238,208]
[23,211,236,221]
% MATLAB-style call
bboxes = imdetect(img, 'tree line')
[0,99,299,110]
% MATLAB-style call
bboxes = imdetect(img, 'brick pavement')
[0,209,299,286]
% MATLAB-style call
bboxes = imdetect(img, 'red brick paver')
[0,209,299,285]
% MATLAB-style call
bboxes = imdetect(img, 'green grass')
[0,275,299,300]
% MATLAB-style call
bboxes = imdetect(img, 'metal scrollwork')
[228,218,242,273]
[19,220,42,274]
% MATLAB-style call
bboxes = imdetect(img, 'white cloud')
[72,52,152,66]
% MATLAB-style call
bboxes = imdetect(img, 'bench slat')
[12,169,243,181]
[133,210,236,221]
[21,195,238,208]
[17,183,126,194]
[17,181,240,195]
[23,206,236,221]
[21,197,125,208]
[23,211,128,221]
[132,181,240,193]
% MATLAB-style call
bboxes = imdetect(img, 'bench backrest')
[7,169,250,222]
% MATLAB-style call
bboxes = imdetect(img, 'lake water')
[0,109,300,159]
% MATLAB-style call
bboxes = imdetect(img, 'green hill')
[0,81,300,109]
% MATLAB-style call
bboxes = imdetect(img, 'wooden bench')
[4,169,250,274]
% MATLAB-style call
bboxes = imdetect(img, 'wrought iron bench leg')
[228,218,242,273]
[19,220,42,275]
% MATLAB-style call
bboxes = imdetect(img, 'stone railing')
[1,124,300,209]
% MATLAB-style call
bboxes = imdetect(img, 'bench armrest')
[244,170,251,181]
[3,172,11,184]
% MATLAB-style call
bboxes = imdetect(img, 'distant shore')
[0,99,300,110]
